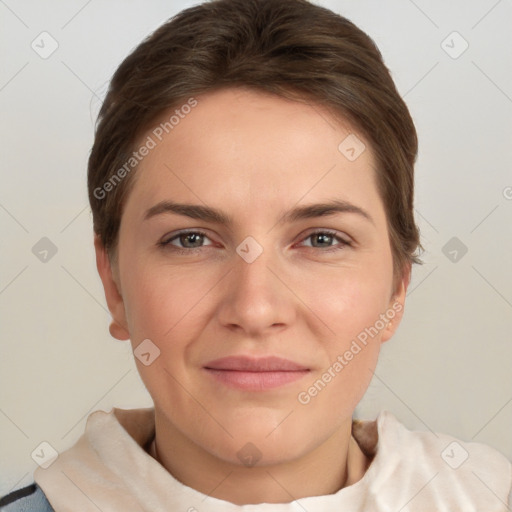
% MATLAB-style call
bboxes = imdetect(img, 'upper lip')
[204,356,309,372]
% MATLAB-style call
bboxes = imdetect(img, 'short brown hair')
[88,0,422,282]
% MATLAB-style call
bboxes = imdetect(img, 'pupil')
[183,233,202,247]
[314,233,331,247]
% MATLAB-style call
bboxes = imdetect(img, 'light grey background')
[1,0,511,497]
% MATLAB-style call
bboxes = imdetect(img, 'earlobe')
[381,263,411,343]
[94,235,130,341]
[109,321,130,341]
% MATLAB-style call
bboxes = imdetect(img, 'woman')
[1,0,510,509]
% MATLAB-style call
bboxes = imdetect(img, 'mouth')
[203,356,310,391]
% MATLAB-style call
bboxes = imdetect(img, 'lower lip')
[204,369,310,391]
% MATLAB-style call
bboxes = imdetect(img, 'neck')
[150,413,369,505]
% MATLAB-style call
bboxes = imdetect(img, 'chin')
[208,435,309,468]
[207,417,316,466]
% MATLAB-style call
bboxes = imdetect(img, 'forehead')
[124,87,385,227]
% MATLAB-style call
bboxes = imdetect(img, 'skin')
[95,87,410,505]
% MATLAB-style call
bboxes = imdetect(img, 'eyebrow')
[144,199,374,226]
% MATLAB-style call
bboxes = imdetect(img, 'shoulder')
[0,484,54,512]
[372,411,512,510]
[377,410,511,473]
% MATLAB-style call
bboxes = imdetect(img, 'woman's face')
[99,87,408,466]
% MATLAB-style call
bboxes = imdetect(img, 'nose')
[216,244,296,337]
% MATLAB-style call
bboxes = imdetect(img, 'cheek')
[120,264,212,406]
[291,266,390,418]
[300,277,387,408]
[294,343,378,437]
[293,257,394,342]
[121,262,215,340]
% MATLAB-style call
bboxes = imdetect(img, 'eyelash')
[159,229,352,255]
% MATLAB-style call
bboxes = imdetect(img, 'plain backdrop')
[1,0,511,497]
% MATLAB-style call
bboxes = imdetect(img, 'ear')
[94,234,130,341]
[381,263,411,343]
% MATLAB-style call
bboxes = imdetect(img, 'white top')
[34,407,512,512]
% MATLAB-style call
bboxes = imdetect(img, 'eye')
[160,230,214,253]
[299,230,352,252]
[159,229,352,255]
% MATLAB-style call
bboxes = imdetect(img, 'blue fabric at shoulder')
[0,484,54,512]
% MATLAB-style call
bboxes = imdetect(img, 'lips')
[203,356,310,391]
[204,355,309,372]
